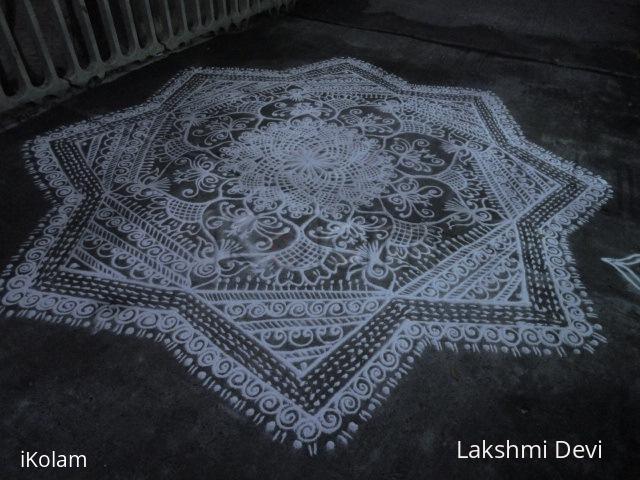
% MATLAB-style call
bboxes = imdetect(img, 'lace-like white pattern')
[222,118,393,216]
[0,58,611,453]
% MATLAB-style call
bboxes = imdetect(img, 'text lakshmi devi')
[457,440,602,460]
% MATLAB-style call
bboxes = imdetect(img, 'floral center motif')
[220,119,394,217]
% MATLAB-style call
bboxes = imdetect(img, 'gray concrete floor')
[0,1,639,478]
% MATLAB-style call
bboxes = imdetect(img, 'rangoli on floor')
[0,58,611,453]
[602,254,640,292]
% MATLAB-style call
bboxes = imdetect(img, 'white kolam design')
[602,254,640,292]
[0,59,611,453]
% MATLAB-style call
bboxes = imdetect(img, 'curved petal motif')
[602,254,640,292]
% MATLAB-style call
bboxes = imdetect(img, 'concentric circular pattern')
[221,119,394,216]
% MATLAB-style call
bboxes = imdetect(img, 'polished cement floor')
[0,1,639,478]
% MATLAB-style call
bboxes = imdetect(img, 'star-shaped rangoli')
[0,59,611,453]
